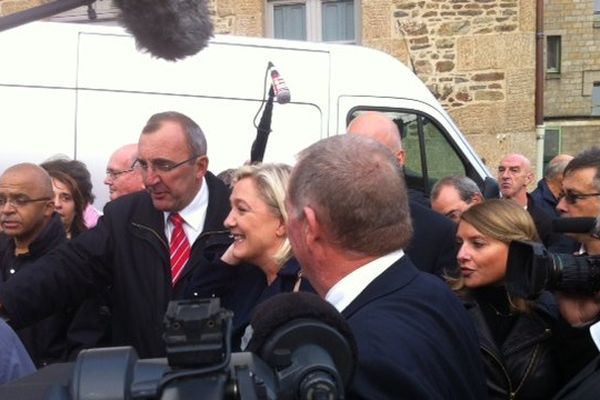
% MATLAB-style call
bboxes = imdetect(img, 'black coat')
[466,292,561,400]
[0,213,70,367]
[0,172,234,358]
[406,200,458,277]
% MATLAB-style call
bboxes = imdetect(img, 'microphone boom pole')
[0,0,94,32]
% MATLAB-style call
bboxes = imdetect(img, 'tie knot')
[169,212,185,227]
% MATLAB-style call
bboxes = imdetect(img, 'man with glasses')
[557,147,600,255]
[0,163,69,366]
[104,143,144,201]
[0,112,237,359]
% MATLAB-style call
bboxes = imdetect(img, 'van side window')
[349,110,467,195]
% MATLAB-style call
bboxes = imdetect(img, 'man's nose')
[144,169,160,186]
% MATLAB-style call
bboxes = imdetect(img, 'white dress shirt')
[325,249,405,313]
[163,177,209,245]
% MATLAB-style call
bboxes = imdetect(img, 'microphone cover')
[113,0,214,61]
[245,292,357,360]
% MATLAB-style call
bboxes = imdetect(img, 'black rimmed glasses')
[0,195,51,208]
[132,155,202,174]
[558,190,600,205]
[105,168,134,180]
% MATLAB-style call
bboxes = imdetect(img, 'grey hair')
[563,147,600,191]
[431,175,482,203]
[142,111,207,156]
[288,134,413,255]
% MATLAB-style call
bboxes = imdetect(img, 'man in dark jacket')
[0,163,72,367]
[286,135,487,399]
[0,112,235,358]
[347,111,458,277]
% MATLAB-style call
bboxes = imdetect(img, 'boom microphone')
[269,62,291,104]
[113,0,213,61]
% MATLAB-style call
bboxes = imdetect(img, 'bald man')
[104,143,145,200]
[0,163,69,366]
[497,153,564,249]
[347,112,458,277]
[531,154,574,218]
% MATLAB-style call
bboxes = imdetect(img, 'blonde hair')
[233,163,293,266]
[450,199,540,313]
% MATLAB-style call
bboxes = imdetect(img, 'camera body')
[506,240,600,299]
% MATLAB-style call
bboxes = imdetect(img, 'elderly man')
[431,175,483,223]
[286,134,486,399]
[104,143,145,200]
[530,154,573,218]
[498,153,561,248]
[0,111,234,358]
[347,111,457,277]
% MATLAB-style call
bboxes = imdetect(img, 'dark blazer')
[530,179,560,218]
[0,172,234,358]
[342,256,487,399]
[526,194,579,253]
[406,200,457,277]
[553,353,600,400]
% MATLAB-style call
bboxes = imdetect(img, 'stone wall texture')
[545,0,600,156]
[362,0,537,173]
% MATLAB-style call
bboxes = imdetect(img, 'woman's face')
[51,178,76,233]
[224,177,286,268]
[456,221,508,288]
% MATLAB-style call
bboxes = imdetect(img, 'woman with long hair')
[451,199,561,399]
[44,169,87,239]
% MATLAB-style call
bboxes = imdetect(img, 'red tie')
[169,212,191,285]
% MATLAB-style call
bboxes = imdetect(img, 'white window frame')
[265,0,360,44]
[546,35,561,74]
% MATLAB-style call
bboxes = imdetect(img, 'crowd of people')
[1,110,600,399]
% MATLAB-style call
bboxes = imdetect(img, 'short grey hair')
[287,135,412,255]
[431,175,482,203]
[142,111,207,156]
[564,147,600,192]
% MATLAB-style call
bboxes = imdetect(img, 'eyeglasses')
[133,155,201,174]
[558,190,600,205]
[0,195,51,208]
[105,168,134,180]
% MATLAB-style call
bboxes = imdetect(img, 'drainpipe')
[535,0,545,179]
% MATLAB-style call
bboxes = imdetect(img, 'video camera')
[0,294,356,400]
[506,216,600,299]
[506,240,600,299]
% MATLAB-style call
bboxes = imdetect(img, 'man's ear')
[195,155,209,178]
[303,206,321,247]
[471,193,484,205]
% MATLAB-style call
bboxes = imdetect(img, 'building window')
[546,36,561,74]
[543,128,561,170]
[593,82,600,116]
[267,0,358,43]
[595,0,600,28]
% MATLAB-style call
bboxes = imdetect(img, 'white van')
[0,21,496,208]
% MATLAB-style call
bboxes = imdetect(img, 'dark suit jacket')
[553,353,600,400]
[342,256,487,399]
[406,200,457,277]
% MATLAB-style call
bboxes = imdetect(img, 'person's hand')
[555,291,600,327]
[220,243,242,266]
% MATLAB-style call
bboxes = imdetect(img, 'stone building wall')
[362,0,537,172]
[545,0,600,116]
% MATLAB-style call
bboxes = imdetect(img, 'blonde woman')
[452,199,561,399]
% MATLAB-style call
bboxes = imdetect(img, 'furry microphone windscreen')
[245,292,357,360]
[112,0,214,61]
